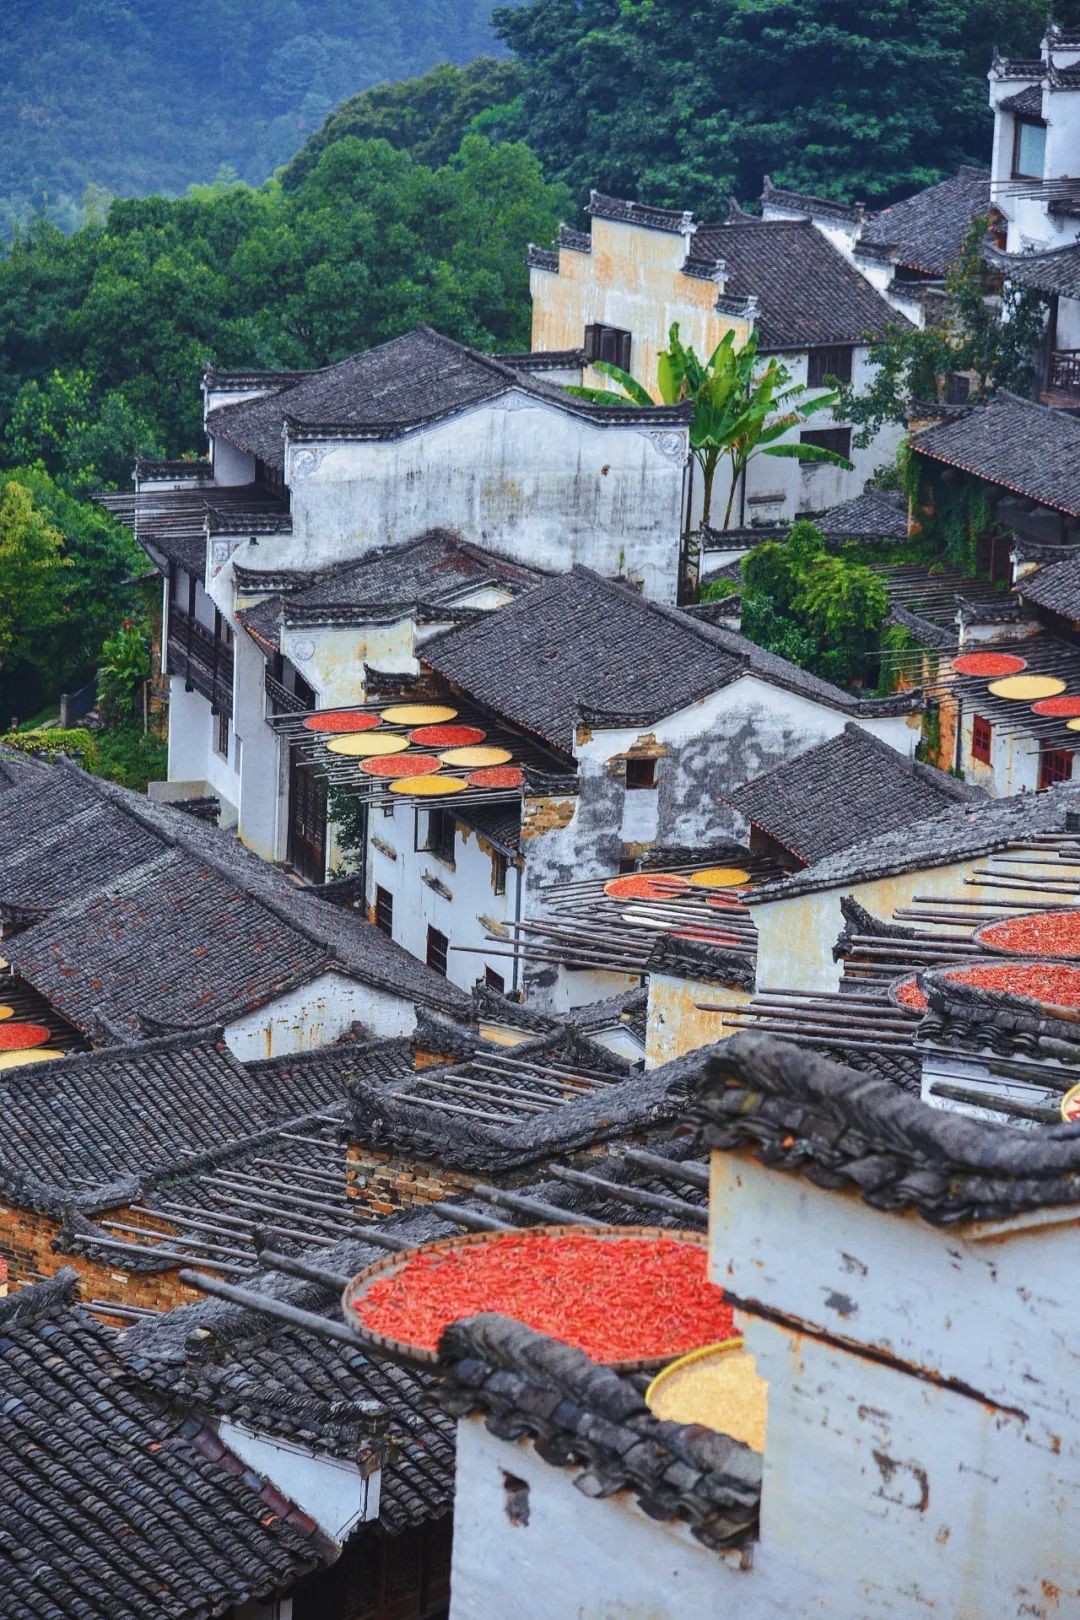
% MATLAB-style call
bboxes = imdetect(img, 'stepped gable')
[0,1271,330,1619]
[1016,550,1080,618]
[0,761,467,1039]
[436,1314,761,1550]
[760,175,863,223]
[687,216,903,351]
[0,1030,382,1217]
[691,1031,1080,1224]
[725,723,982,867]
[751,783,1080,902]
[909,390,1080,516]
[857,166,991,276]
[815,486,909,543]
[207,326,688,470]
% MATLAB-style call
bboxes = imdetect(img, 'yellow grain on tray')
[0,1006,13,1021]
[0,1049,63,1071]
[647,1342,768,1451]
[688,866,751,888]
[380,704,458,725]
[438,746,512,768]
[987,674,1066,701]
[389,774,469,795]
[326,732,411,757]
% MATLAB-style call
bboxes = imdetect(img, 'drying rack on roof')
[265,692,566,810]
[931,636,1080,747]
[465,857,782,979]
[97,483,292,574]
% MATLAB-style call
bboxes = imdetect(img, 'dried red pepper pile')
[0,1023,50,1051]
[360,754,436,778]
[1030,695,1080,718]
[944,961,1080,1008]
[952,652,1027,678]
[302,711,381,733]
[977,909,1080,959]
[604,873,689,901]
[410,723,486,747]
[893,977,927,1011]
[467,765,524,788]
[351,1231,732,1361]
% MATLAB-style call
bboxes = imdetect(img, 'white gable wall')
[223,968,417,1060]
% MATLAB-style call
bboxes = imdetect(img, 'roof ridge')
[0,1267,81,1329]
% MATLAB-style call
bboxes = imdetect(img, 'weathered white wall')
[232,630,288,862]
[223,968,415,1060]
[218,1420,380,1541]
[210,435,257,486]
[366,806,520,994]
[708,1150,1080,1618]
[279,619,415,707]
[448,1420,772,1620]
[283,393,686,601]
[958,705,1039,798]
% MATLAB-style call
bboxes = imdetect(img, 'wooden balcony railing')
[166,607,233,716]
[1049,349,1080,398]
[264,668,312,716]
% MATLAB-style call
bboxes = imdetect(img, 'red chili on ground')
[952,652,1028,678]
[604,874,690,901]
[302,711,381,733]
[0,1023,51,1051]
[410,724,486,747]
[944,961,1080,1008]
[976,909,1080,960]
[361,754,439,778]
[1030,695,1080,718]
[351,1231,732,1362]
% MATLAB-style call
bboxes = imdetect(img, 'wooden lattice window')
[972,714,992,765]
[427,925,449,976]
[584,322,632,371]
[807,346,853,387]
[375,885,393,937]
[1039,744,1074,789]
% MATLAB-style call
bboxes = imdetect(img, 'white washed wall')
[223,968,415,1060]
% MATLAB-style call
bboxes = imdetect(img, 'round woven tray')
[341,1223,710,1372]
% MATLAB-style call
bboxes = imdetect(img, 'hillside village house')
[528,190,904,525]
[987,23,1080,402]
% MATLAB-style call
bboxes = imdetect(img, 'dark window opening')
[375,886,394,937]
[625,756,657,790]
[945,372,971,405]
[427,925,449,977]
[807,346,853,388]
[1013,116,1047,180]
[485,965,506,994]
[502,1472,530,1527]
[420,808,456,865]
[584,323,632,372]
[800,426,852,460]
[293,671,316,710]
[492,851,508,894]
[1040,744,1074,789]
[618,856,637,874]
[972,714,992,765]
[215,707,230,760]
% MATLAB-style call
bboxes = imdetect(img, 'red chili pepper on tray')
[352,1231,732,1361]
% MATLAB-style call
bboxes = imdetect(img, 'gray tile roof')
[725,723,982,865]
[689,218,903,351]
[436,1314,761,1550]
[208,326,688,471]
[0,1272,327,1619]
[986,242,1080,299]
[586,191,694,234]
[999,83,1045,116]
[815,487,909,543]
[760,175,863,223]
[692,1030,1080,1223]
[1016,550,1080,617]
[0,762,468,1037]
[749,781,1080,902]
[858,166,991,276]
[909,391,1080,517]
[280,528,544,628]
[0,1031,363,1215]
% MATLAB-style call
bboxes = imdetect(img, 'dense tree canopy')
[495,0,1076,212]
[1,0,515,234]
[0,136,569,483]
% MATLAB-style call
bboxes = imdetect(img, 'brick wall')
[0,1199,200,1316]
[345,1146,478,1217]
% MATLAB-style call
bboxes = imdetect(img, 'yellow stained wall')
[646,974,752,1067]
[531,216,750,398]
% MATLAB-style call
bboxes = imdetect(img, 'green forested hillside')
[0,0,515,233]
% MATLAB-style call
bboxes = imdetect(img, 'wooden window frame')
[215,706,230,760]
[427,925,449,977]
[1039,744,1074,789]
[807,346,853,388]
[375,885,393,937]
[492,851,508,895]
[625,756,658,791]
[418,807,456,865]
[485,965,506,994]
[971,714,992,765]
[800,426,852,459]
[584,322,632,372]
